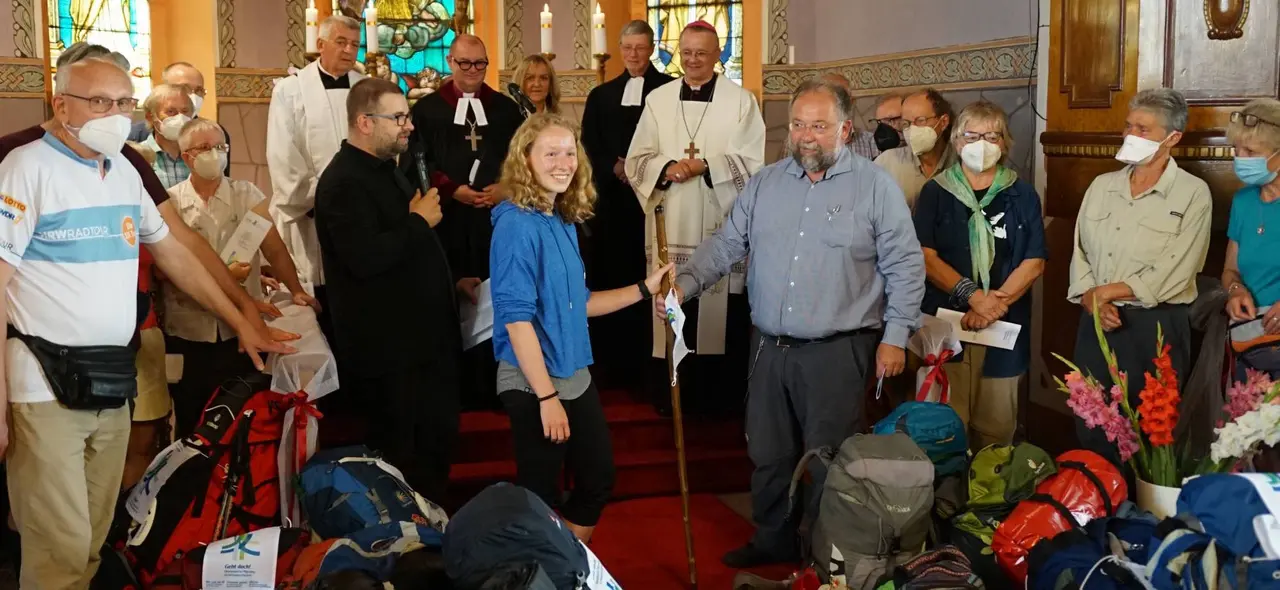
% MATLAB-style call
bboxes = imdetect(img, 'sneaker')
[721,543,798,569]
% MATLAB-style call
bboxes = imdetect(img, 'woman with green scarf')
[913,101,1046,450]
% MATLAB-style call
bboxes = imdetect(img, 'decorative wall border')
[572,0,591,69]
[0,57,46,97]
[11,0,39,59]
[767,0,787,66]
[216,68,289,104]
[503,0,524,69]
[499,67,599,101]
[1042,143,1235,160]
[285,0,307,69]
[761,36,1036,99]
[218,0,237,67]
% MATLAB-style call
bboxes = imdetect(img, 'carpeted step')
[446,447,752,509]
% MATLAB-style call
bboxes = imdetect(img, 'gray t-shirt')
[496,361,592,400]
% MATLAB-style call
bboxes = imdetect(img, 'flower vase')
[1136,478,1181,519]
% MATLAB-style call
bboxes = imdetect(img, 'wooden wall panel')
[1165,0,1280,106]
[1059,0,1125,108]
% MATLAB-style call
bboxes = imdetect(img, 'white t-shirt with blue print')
[0,133,170,403]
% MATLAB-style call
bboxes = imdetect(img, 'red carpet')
[590,494,798,589]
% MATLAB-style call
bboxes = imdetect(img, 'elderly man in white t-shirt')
[0,58,266,588]
[162,119,318,437]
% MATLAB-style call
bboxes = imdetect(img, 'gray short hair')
[178,118,224,152]
[619,19,655,41]
[1129,88,1189,133]
[790,78,853,122]
[319,15,360,40]
[54,56,128,95]
[143,84,193,117]
[56,43,130,72]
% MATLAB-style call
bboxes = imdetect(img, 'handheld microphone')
[506,82,538,117]
[413,149,432,195]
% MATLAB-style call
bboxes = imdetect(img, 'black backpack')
[443,484,588,590]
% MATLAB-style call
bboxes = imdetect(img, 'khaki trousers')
[8,401,130,590]
[941,343,1021,451]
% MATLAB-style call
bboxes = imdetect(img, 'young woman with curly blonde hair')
[489,113,671,540]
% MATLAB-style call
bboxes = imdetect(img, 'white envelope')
[460,279,493,351]
[934,308,1022,351]
[219,212,273,265]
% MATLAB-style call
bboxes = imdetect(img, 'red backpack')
[990,450,1128,583]
[123,374,318,586]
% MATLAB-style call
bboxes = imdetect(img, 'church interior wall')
[0,0,48,136]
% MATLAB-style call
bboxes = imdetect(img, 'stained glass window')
[47,0,153,99]
[646,0,742,82]
[347,0,472,99]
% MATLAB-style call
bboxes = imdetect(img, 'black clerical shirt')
[315,141,460,376]
[655,74,720,190]
[318,67,351,89]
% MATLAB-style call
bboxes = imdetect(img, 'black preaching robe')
[315,141,462,498]
[581,64,674,291]
[403,80,523,281]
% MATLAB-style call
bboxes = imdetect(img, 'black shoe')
[721,543,797,569]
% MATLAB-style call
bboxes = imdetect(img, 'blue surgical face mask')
[1234,152,1279,186]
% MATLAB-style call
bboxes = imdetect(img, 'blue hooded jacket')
[489,200,593,378]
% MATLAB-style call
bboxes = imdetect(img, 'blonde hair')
[511,55,561,114]
[143,83,192,117]
[499,113,596,223]
[1227,98,1280,153]
[951,100,1015,162]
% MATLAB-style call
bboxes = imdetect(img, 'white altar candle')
[540,4,554,55]
[305,0,319,54]
[788,45,795,65]
[365,2,379,55]
[591,3,607,56]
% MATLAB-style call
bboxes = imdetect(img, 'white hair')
[143,83,192,116]
[54,57,128,95]
[177,118,224,152]
[319,15,360,40]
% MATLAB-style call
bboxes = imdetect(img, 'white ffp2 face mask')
[1115,134,1165,166]
[189,94,204,114]
[904,125,939,155]
[158,114,192,142]
[66,114,133,157]
[961,140,1003,173]
[193,149,227,179]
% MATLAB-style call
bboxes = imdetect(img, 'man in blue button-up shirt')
[664,78,925,568]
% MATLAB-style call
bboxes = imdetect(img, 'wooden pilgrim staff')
[653,202,698,589]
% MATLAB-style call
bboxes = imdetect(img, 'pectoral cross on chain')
[684,141,700,159]
[467,124,483,152]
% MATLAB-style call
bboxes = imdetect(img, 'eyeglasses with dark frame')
[868,116,907,130]
[453,59,489,71]
[961,131,1004,144]
[185,143,230,155]
[1232,111,1280,129]
[62,93,138,114]
[365,113,412,126]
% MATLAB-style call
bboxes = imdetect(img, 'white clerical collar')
[621,77,645,107]
[317,62,340,80]
[453,91,489,126]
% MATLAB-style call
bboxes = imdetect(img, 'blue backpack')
[1026,507,1157,590]
[296,445,449,540]
[873,402,968,478]
[444,483,589,590]
[1154,473,1280,590]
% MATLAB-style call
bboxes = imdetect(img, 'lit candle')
[365,1,379,55]
[788,45,795,65]
[540,4,554,56]
[591,3,607,56]
[305,0,319,54]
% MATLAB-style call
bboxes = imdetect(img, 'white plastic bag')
[907,314,962,403]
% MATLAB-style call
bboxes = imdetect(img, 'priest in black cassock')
[580,20,674,392]
[403,34,522,408]
[316,78,460,502]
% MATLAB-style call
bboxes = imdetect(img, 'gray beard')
[787,137,837,173]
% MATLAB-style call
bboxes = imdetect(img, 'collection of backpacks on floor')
[738,400,1280,590]
[91,374,610,590]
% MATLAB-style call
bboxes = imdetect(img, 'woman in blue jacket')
[490,113,672,542]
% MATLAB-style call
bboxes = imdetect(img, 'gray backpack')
[789,433,936,590]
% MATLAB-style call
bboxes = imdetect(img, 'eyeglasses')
[1232,111,1280,129]
[905,115,939,127]
[789,121,842,135]
[868,116,906,130]
[62,93,138,114]
[453,59,489,71]
[187,144,229,155]
[365,113,411,126]
[961,131,1004,143]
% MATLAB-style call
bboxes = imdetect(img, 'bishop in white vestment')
[626,20,765,412]
[266,16,365,332]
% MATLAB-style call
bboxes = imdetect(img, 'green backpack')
[951,443,1056,543]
